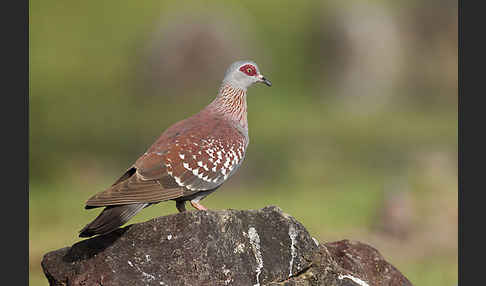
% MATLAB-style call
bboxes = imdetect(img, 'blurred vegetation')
[30,0,457,285]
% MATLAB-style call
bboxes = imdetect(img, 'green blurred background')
[29,0,457,285]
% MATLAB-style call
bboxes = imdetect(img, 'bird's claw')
[190,201,208,211]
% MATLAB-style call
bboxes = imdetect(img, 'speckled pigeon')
[79,60,271,237]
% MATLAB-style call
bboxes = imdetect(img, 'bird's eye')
[239,64,256,76]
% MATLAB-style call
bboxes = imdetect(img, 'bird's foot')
[190,201,208,211]
[176,201,187,212]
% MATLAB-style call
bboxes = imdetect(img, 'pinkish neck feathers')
[207,84,248,129]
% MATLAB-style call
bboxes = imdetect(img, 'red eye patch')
[239,64,257,76]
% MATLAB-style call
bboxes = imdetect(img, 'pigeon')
[79,60,271,237]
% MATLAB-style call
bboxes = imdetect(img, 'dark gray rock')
[41,206,412,286]
[269,240,413,286]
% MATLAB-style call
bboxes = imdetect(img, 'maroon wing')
[84,151,184,207]
[153,114,248,196]
[163,129,247,193]
[85,115,247,208]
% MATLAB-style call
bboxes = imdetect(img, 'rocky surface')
[41,206,412,286]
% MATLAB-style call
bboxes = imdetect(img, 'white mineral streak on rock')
[233,243,245,254]
[128,259,156,282]
[288,224,298,277]
[141,271,156,282]
[248,227,263,286]
[338,274,370,286]
[222,265,232,285]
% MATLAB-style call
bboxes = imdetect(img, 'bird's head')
[222,60,272,90]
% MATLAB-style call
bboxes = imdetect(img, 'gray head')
[222,60,272,90]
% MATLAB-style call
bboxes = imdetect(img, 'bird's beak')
[258,74,272,87]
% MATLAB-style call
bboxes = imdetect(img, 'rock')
[41,206,412,286]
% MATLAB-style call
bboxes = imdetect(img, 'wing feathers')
[85,167,183,207]
[79,203,149,237]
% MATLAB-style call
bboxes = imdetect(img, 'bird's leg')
[176,201,187,212]
[190,201,208,211]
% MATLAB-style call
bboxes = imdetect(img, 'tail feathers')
[79,203,149,237]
